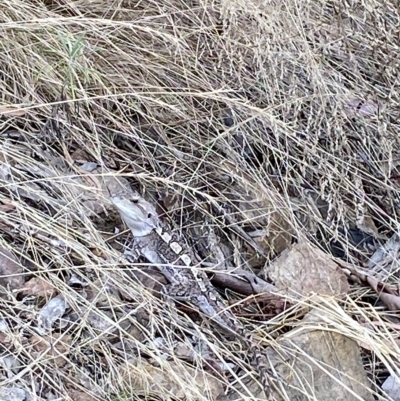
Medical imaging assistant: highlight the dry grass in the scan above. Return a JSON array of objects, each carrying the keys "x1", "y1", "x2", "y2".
[{"x1": 0, "y1": 0, "x2": 400, "y2": 400}]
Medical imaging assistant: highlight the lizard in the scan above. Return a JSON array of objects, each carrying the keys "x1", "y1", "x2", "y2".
[{"x1": 109, "y1": 190, "x2": 273, "y2": 398}]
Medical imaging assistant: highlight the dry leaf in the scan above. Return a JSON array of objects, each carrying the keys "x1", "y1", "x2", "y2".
[
  {"x1": 69, "y1": 148, "x2": 92, "y2": 163},
  {"x1": 129, "y1": 269, "x2": 166, "y2": 294},
  {"x1": 38, "y1": 295, "x2": 67, "y2": 331},
  {"x1": 173, "y1": 342, "x2": 196, "y2": 360},
  {"x1": 0, "y1": 329, "x2": 12, "y2": 345},
  {"x1": 382, "y1": 375, "x2": 400, "y2": 400},
  {"x1": 22, "y1": 277, "x2": 56, "y2": 298},
  {"x1": 66, "y1": 389, "x2": 97, "y2": 401},
  {"x1": 80, "y1": 162, "x2": 98, "y2": 171},
  {"x1": 358, "y1": 102, "x2": 379, "y2": 117},
  {"x1": 0, "y1": 247, "x2": 24, "y2": 291},
  {"x1": 159, "y1": 191, "x2": 181, "y2": 211},
  {"x1": 0, "y1": 320, "x2": 10, "y2": 345},
  {"x1": 344, "y1": 98, "x2": 379, "y2": 118},
  {"x1": 0, "y1": 204, "x2": 15, "y2": 213},
  {"x1": 85, "y1": 278, "x2": 122, "y2": 306},
  {"x1": 0, "y1": 354, "x2": 21, "y2": 378},
  {"x1": 0, "y1": 387, "x2": 27, "y2": 401},
  {"x1": 30, "y1": 333, "x2": 71, "y2": 367},
  {"x1": 67, "y1": 273, "x2": 88, "y2": 287},
  {"x1": 88, "y1": 310, "x2": 118, "y2": 333},
  {"x1": 266, "y1": 239, "x2": 350, "y2": 299},
  {"x1": 247, "y1": 211, "x2": 293, "y2": 265},
  {"x1": 367, "y1": 233, "x2": 400, "y2": 273},
  {"x1": 356, "y1": 215, "x2": 379, "y2": 237},
  {"x1": 233, "y1": 192, "x2": 293, "y2": 264}
]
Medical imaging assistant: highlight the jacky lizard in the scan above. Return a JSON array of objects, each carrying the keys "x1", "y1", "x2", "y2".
[{"x1": 110, "y1": 191, "x2": 272, "y2": 397}]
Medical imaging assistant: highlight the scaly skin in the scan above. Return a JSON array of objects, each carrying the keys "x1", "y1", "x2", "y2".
[{"x1": 110, "y1": 191, "x2": 272, "y2": 398}]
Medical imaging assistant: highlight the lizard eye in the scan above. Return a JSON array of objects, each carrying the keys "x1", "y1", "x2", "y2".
[
  {"x1": 131, "y1": 198, "x2": 139, "y2": 204},
  {"x1": 147, "y1": 213, "x2": 152, "y2": 219}
]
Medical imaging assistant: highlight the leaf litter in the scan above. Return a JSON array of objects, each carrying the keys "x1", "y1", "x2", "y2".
[{"x1": 1, "y1": 0, "x2": 400, "y2": 400}]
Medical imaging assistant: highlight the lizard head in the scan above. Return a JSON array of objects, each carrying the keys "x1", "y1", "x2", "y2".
[{"x1": 110, "y1": 193, "x2": 160, "y2": 237}]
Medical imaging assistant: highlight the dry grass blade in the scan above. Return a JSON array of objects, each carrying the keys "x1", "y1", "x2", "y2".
[{"x1": 0, "y1": 0, "x2": 399, "y2": 400}]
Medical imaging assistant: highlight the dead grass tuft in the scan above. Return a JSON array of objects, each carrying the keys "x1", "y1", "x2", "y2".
[{"x1": 0, "y1": 0, "x2": 400, "y2": 400}]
